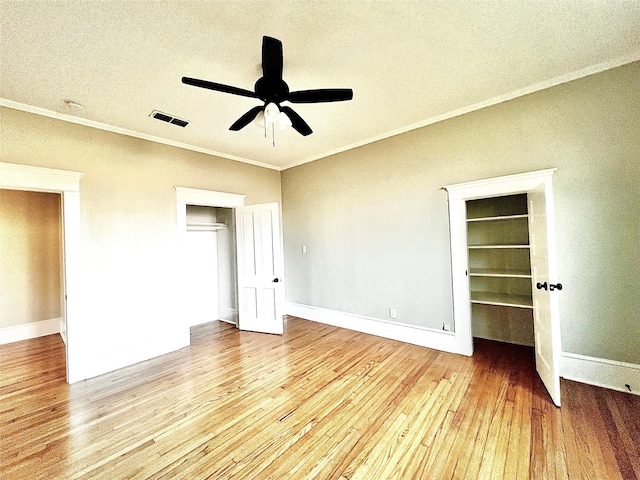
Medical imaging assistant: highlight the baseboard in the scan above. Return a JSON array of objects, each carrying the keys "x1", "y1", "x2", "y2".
[
  {"x1": 286, "y1": 303, "x2": 640, "y2": 396},
  {"x1": 67, "y1": 329, "x2": 190, "y2": 383},
  {"x1": 562, "y1": 352, "x2": 640, "y2": 396},
  {"x1": 218, "y1": 318, "x2": 237, "y2": 326},
  {"x1": 0, "y1": 317, "x2": 61, "y2": 345},
  {"x1": 59, "y1": 318, "x2": 67, "y2": 345},
  {"x1": 285, "y1": 302, "x2": 460, "y2": 354},
  {"x1": 219, "y1": 306, "x2": 238, "y2": 325}
]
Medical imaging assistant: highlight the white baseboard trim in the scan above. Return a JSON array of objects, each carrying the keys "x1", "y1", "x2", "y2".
[
  {"x1": 562, "y1": 352, "x2": 640, "y2": 396},
  {"x1": 68, "y1": 330, "x2": 190, "y2": 383},
  {"x1": 219, "y1": 306, "x2": 238, "y2": 325},
  {"x1": 286, "y1": 302, "x2": 460, "y2": 354},
  {"x1": 0, "y1": 317, "x2": 61, "y2": 345},
  {"x1": 59, "y1": 318, "x2": 67, "y2": 345},
  {"x1": 287, "y1": 303, "x2": 640, "y2": 396}
]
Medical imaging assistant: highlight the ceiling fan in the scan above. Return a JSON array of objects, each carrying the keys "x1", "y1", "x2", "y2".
[{"x1": 182, "y1": 36, "x2": 353, "y2": 137}]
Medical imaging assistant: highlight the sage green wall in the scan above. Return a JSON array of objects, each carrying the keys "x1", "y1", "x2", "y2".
[
  {"x1": 1, "y1": 107, "x2": 280, "y2": 362},
  {"x1": 281, "y1": 62, "x2": 639, "y2": 364}
]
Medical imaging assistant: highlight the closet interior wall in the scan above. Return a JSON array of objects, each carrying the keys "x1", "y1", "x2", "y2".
[
  {"x1": 185, "y1": 205, "x2": 237, "y2": 327},
  {"x1": 466, "y1": 194, "x2": 534, "y2": 346}
]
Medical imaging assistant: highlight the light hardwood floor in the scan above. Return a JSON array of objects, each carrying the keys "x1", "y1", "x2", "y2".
[{"x1": 1, "y1": 316, "x2": 639, "y2": 479}]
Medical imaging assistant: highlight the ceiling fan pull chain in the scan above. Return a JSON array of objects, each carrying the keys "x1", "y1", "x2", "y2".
[{"x1": 272, "y1": 122, "x2": 276, "y2": 147}]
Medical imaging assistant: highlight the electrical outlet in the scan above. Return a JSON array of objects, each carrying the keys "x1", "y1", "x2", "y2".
[
  {"x1": 302, "y1": 245, "x2": 307, "y2": 253},
  {"x1": 389, "y1": 308, "x2": 396, "y2": 319},
  {"x1": 443, "y1": 322, "x2": 451, "y2": 331}
]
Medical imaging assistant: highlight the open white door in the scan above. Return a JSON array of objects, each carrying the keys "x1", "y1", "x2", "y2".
[
  {"x1": 235, "y1": 203, "x2": 284, "y2": 334},
  {"x1": 528, "y1": 184, "x2": 562, "y2": 406}
]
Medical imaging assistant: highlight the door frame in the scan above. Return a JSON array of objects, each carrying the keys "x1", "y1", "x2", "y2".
[
  {"x1": 175, "y1": 187, "x2": 246, "y2": 338},
  {"x1": 0, "y1": 162, "x2": 83, "y2": 383},
  {"x1": 443, "y1": 168, "x2": 559, "y2": 356}
]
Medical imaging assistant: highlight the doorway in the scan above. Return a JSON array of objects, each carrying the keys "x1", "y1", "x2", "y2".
[
  {"x1": 184, "y1": 205, "x2": 237, "y2": 327},
  {"x1": 0, "y1": 189, "x2": 64, "y2": 342},
  {"x1": 444, "y1": 169, "x2": 562, "y2": 406},
  {"x1": 175, "y1": 187, "x2": 285, "y2": 338},
  {"x1": 465, "y1": 193, "x2": 534, "y2": 347},
  {"x1": 0, "y1": 162, "x2": 82, "y2": 383}
]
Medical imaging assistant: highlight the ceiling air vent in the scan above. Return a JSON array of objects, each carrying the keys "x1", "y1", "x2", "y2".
[{"x1": 150, "y1": 110, "x2": 189, "y2": 127}]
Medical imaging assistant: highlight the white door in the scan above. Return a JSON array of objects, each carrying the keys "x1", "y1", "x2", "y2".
[
  {"x1": 235, "y1": 203, "x2": 284, "y2": 334},
  {"x1": 528, "y1": 184, "x2": 562, "y2": 406}
]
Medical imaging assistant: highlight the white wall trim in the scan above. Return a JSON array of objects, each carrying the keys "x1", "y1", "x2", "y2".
[
  {"x1": 562, "y1": 352, "x2": 640, "y2": 396},
  {"x1": 286, "y1": 302, "x2": 459, "y2": 354},
  {"x1": 0, "y1": 318, "x2": 61, "y2": 345},
  {"x1": 68, "y1": 334, "x2": 188, "y2": 383},
  {"x1": 442, "y1": 168, "x2": 559, "y2": 359},
  {"x1": 219, "y1": 306, "x2": 238, "y2": 325},
  {"x1": 0, "y1": 162, "x2": 82, "y2": 383},
  {"x1": 287, "y1": 303, "x2": 640, "y2": 396},
  {"x1": 175, "y1": 187, "x2": 245, "y2": 337},
  {"x1": 443, "y1": 168, "x2": 557, "y2": 200},
  {"x1": 175, "y1": 187, "x2": 246, "y2": 208},
  {"x1": 59, "y1": 317, "x2": 67, "y2": 345},
  {"x1": 282, "y1": 52, "x2": 640, "y2": 170},
  {"x1": 0, "y1": 99, "x2": 280, "y2": 171},
  {"x1": 0, "y1": 161, "x2": 83, "y2": 193}
]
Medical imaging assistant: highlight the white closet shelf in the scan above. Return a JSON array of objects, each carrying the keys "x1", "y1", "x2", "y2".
[
  {"x1": 470, "y1": 291, "x2": 533, "y2": 309},
  {"x1": 468, "y1": 244, "x2": 530, "y2": 249},
  {"x1": 467, "y1": 214, "x2": 528, "y2": 223},
  {"x1": 187, "y1": 222, "x2": 227, "y2": 231},
  {"x1": 469, "y1": 268, "x2": 531, "y2": 278}
]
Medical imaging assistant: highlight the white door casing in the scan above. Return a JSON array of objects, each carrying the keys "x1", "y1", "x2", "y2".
[
  {"x1": 528, "y1": 183, "x2": 562, "y2": 406},
  {"x1": 444, "y1": 169, "x2": 562, "y2": 406},
  {"x1": 235, "y1": 203, "x2": 284, "y2": 335},
  {"x1": 0, "y1": 162, "x2": 83, "y2": 383},
  {"x1": 175, "y1": 187, "x2": 245, "y2": 337}
]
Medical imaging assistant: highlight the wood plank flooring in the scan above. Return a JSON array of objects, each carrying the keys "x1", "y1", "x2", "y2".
[{"x1": 1, "y1": 316, "x2": 639, "y2": 479}]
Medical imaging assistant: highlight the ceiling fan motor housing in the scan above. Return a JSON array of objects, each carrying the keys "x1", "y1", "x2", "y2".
[{"x1": 255, "y1": 77, "x2": 289, "y2": 104}]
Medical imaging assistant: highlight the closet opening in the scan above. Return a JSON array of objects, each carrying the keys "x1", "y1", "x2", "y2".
[
  {"x1": 184, "y1": 205, "x2": 238, "y2": 328},
  {"x1": 444, "y1": 169, "x2": 561, "y2": 405},
  {"x1": 466, "y1": 193, "x2": 534, "y2": 348},
  {"x1": 175, "y1": 188, "x2": 284, "y2": 339}
]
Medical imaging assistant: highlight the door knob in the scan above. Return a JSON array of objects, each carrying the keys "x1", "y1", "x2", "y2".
[
  {"x1": 536, "y1": 282, "x2": 548, "y2": 291},
  {"x1": 272, "y1": 278, "x2": 279, "y2": 283},
  {"x1": 550, "y1": 283, "x2": 562, "y2": 291}
]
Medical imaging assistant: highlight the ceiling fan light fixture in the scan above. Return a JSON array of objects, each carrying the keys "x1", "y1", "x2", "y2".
[
  {"x1": 278, "y1": 112, "x2": 292, "y2": 131},
  {"x1": 254, "y1": 110, "x2": 265, "y2": 128},
  {"x1": 264, "y1": 102, "x2": 280, "y2": 123}
]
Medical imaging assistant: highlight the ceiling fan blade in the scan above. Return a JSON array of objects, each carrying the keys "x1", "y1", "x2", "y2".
[
  {"x1": 182, "y1": 77, "x2": 257, "y2": 99},
  {"x1": 287, "y1": 88, "x2": 353, "y2": 103},
  {"x1": 229, "y1": 106, "x2": 264, "y2": 131},
  {"x1": 262, "y1": 36, "x2": 283, "y2": 80},
  {"x1": 280, "y1": 106, "x2": 312, "y2": 136}
]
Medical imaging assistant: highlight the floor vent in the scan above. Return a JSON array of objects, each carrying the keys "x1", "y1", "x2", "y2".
[{"x1": 150, "y1": 110, "x2": 189, "y2": 127}]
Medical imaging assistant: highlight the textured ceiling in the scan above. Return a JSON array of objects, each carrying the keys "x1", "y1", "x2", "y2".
[{"x1": 1, "y1": 1, "x2": 639, "y2": 170}]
